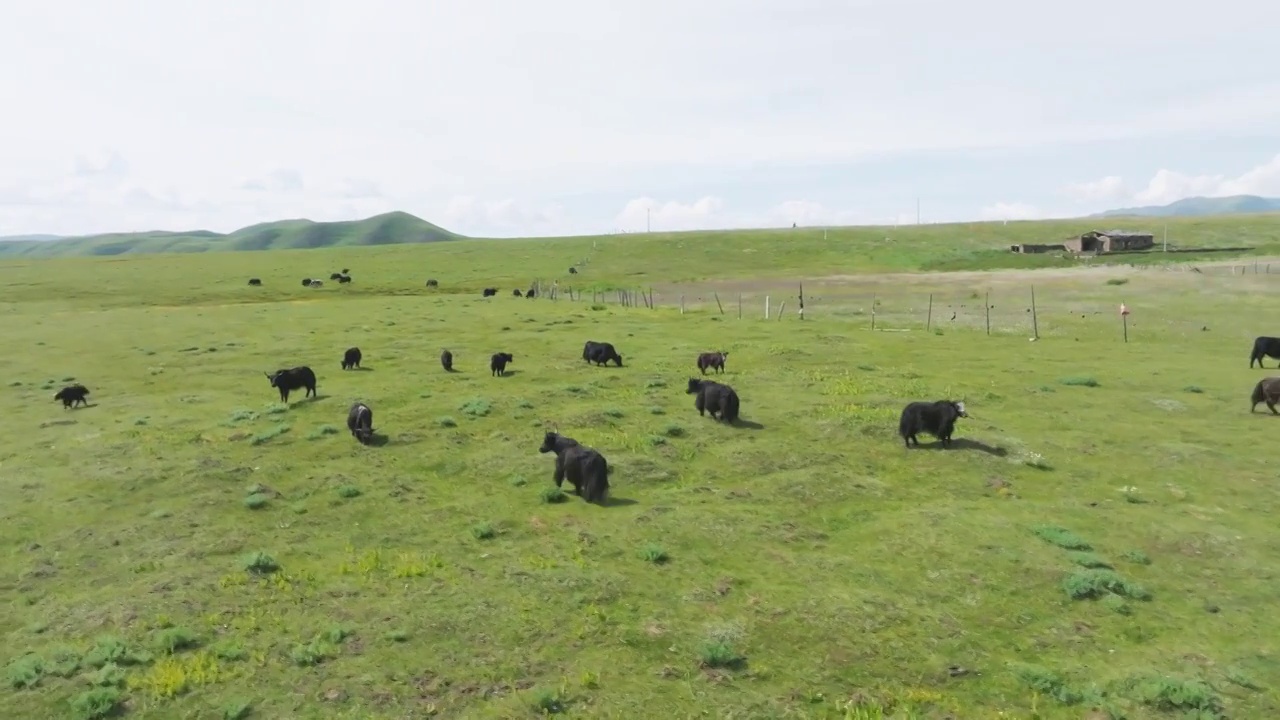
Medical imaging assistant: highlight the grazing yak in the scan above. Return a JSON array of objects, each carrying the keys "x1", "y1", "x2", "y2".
[
  {"x1": 898, "y1": 400, "x2": 968, "y2": 448},
  {"x1": 482, "y1": 287, "x2": 498, "y2": 297},
  {"x1": 347, "y1": 402, "x2": 374, "y2": 444},
  {"x1": 337, "y1": 274, "x2": 352, "y2": 284},
  {"x1": 53, "y1": 384, "x2": 90, "y2": 409},
  {"x1": 1250, "y1": 336, "x2": 1280, "y2": 368},
  {"x1": 582, "y1": 340, "x2": 623, "y2": 367},
  {"x1": 309, "y1": 280, "x2": 323, "y2": 288},
  {"x1": 441, "y1": 349, "x2": 454, "y2": 372},
  {"x1": 686, "y1": 378, "x2": 740, "y2": 423},
  {"x1": 248, "y1": 278, "x2": 262, "y2": 286},
  {"x1": 301, "y1": 278, "x2": 313, "y2": 287},
  {"x1": 330, "y1": 272, "x2": 343, "y2": 280},
  {"x1": 513, "y1": 289, "x2": 523, "y2": 297},
  {"x1": 526, "y1": 287, "x2": 537, "y2": 298},
  {"x1": 1250, "y1": 377, "x2": 1280, "y2": 414},
  {"x1": 697, "y1": 351, "x2": 728, "y2": 375},
  {"x1": 265, "y1": 366, "x2": 317, "y2": 404},
  {"x1": 539, "y1": 431, "x2": 610, "y2": 504},
  {"x1": 426, "y1": 279, "x2": 439, "y2": 288},
  {"x1": 569, "y1": 267, "x2": 578, "y2": 274},
  {"x1": 341, "y1": 347, "x2": 362, "y2": 370},
  {"x1": 490, "y1": 352, "x2": 514, "y2": 377},
  {"x1": 342, "y1": 268, "x2": 350, "y2": 274}
]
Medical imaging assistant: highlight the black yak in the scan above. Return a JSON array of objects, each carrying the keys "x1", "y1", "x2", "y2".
[
  {"x1": 1250, "y1": 377, "x2": 1280, "y2": 414},
  {"x1": 341, "y1": 347, "x2": 362, "y2": 370},
  {"x1": 309, "y1": 280, "x2": 323, "y2": 287},
  {"x1": 538, "y1": 431, "x2": 609, "y2": 504},
  {"x1": 526, "y1": 287, "x2": 537, "y2": 298},
  {"x1": 53, "y1": 384, "x2": 90, "y2": 409},
  {"x1": 513, "y1": 289, "x2": 523, "y2": 297},
  {"x1": 426, "y1": 279, "x2": 439, "y2": 287},
  {"x1": 1250, "y1": 336, "x2": 1280, "y2": 368},
  {"x1": 584, "y1": 341, "x2": 623, "y2": 367},
  {"x1": 697, "y1": 351, "x2": 728, "y2": 375},
  {"x1": 248, "y1": 278, "x2": 262, "y2": 286},
  {"x1": 569, "y1": 267, "x2": 578, "y2": 274},
  {"x1": 482, "y1": 288, "x2": 497, "y2": 297},
  {"x1": 301, "y1": 278, "x2": 313, "y2": 287},
  {"x1": 686, "y1": 378, "x2": 739, "y2": 423},
  {"x1": 347, "y1": 402, "x2": 374, "y2": 444},
  {"x1": 330, "y1": 272, "x2": 343, "y2": 280},
  {"x1": 341, "y1": 268, "x2": 350, "y2": 274},
  {"x1": 441, "y1": 349, "x2": 454, "y2": 372},
  {"x1": 898, "y1": 400, "x2": 968, "y2": 448},
  {"x1": 265, "y1": 366, "x2": 317, "y2": 404},
  {"x1": 337, "y1": 274, "x2": 352, "y2": 284},
  {"x1": 490, "y1": 352, "x2": 514, "y2": 376}
]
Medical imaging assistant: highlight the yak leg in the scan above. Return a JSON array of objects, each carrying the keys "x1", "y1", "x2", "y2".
[
  {"x1": 553, "y1": 456, "x2": 566, "y2": 488},
  {"x1": 1269, "y1": 400, "x2": 1279, "y2": 415},
  {"x1": 695, "y1": 393, "x2": 706, "y2": 416}
]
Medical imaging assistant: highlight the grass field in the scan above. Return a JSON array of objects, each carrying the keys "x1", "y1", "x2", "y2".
[{"x1": 3, "y1": 229, "x2": 1280, "y2": 719}]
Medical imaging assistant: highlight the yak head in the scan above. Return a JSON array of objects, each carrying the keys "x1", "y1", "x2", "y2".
[
  {"x1": 952, "y1": 400, "x2": 968, "y2": 417},
  {"x1": 354, "y1": 427, "x2": 374, "y2": 444},
  {"x1": 538, "y1": 431, "x2": 560, "y2": 454},
  {"x1": 686, "y1": 378, "x2": 705, "y2": 394},
  {"x1": 265, "y1": 370, "x2": 285, "y2": 387}
]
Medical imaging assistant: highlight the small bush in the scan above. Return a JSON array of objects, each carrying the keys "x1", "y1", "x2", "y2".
[
  {"x1": 222, "y1": 700, "x2": 253, "y2": 720},
  {"x1": 152, "y1": 627, "x2": 199, "y2": 654},
  {"x1": 337, "y1": 485, "x2": 361, "y2": 498},
  {"x1": 250, "y1": 424, "x2": 290, "y2": 445},
  {"x1": 517, "y1": 400, "x2": 535, "y2": 409},
  {"x1": 1060, "y1": 376, "x2": 1100, "y2": 388},
  {"x1": 603, "y1": 408, "x2": 625, "y2": 418},
  {"x1": 471, "y1": 523, "x2": 496, "y2": 540},
  {"x1": 531, "y1": 687, "x2": 567, "y2": 714},
  {"x1": 1121, "y1": 549, "x2": 1152, "y2": 565},
  {"x1": 1183, "y1": 385, "x2": 1204, "y2": 394},
  {"x1": 646, "y1": 435, "x2": 668, "y2": 446},
  {"x1": 1008, "y1": 662, "x2": 1084, "y2": 705},
  {"x1": 6, "y1": 654, "x2": 43, "y2": 689},
  {"x1": 306, "y1": 424, "x2": 340, "y2": 440},
  {"x1": 243, "y1": 493, "x2": 270, "y2": 510},
  {"x1": 540, "y1": 487, "x2": 568, "y2": 504},
  {"x1": 662, "y1": 424, "x2": 686, "y2": 438},
  {"x1": 385, "y1": 630, "x2": 410, "y2": 643},
  {"x1": 1031, "y1": 524, "x2": 1092, "y2": 550},
  {"x1": 44, "y1": 646, "x2": 81, "y2": 677},
  {"x1": 459, "y1": 398, "x2": 492, "y2": 417},
  {"x1": 640, "y1": 544, "x2": 669, "y2": 564},
  {"x1": 1131, "y1": 676, "x2": 1223, "y2": 715},
  {"x1": 508, "y1": 475, "x2": 528, "y2": 487},
  {"x1": 645, "y1": 379, "x2": 667, "y2": 389},
  {"x1": 263, "y1": 404, "x2": 289, "y2": 416},
  {"x1": 436, "y1": 416, "x2": 457, "y2": 428},
  {"x1": 88, "y1": 663, "x2": 125, "y2": 687},
  {"x1": 1066, "y1": 552, "x2": 1111, "y2": 569},
  {"x1": 698, "y1": 641, "x2": 745, "y2": 670},
  {"x1": 69, "y1": 687, "x2": 123, "y2": 720},
  {"x1": 211, "y1": 641, "x2": 246, "y2": 661},
  {"x1": 647, "y1": 406, "x2": 666, "y2": 415},
  {"x1": 289, "y1": 641, "x2": 331, "y2": 667},
  {"x1": 1101, "y1": 594, "x2": 1131, "y2": 615},
  {"x1": 82, "y1": 636, "x2": 149, "y2": 668},
  {"x1": 1062, "y1": 568, "x2": 1150, "y2": 601},
  {"x1": 241, "y1": 552, "x2": 280, "y2": 574},
  {"x1": 228, "y1": 409, "x2": 257, "y2": 423},
  {"x1": 1105, "y1": 278, "x2": 1129, "y2": 286}
]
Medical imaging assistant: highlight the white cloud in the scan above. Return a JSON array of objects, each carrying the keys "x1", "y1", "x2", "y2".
[
  {"x1": 979, "y1": 202, "x2": 1043, "y2": 221},
  {"x1": 443, "y1": 196, "x2": 566, "y2": 236},
  {"x1": 615, "y1": 196, "x2": 726, "y2": 232},
  {"x1": 1066, "y1": 153, "x2": 1280, "y2": 208}
]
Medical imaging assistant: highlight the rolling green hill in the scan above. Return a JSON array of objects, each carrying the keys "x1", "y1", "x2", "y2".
[
  {"x1": 1094, "y1": 194, "x2": 1280, "y2": 218},
  {"x1": 0, "y1": 211, "x2": 460, "y2": 259}
]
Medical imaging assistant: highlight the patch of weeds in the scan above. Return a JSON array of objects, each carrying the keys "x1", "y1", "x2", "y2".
[
  {"x1": 509, "y1": 475, "x2": 528, "y2": 487},
  {"x1": 289, "y1": 638, "x2": 335, "y2": 666},
  {"x1": 337, "y1": 485, "x2": 361, "y2": 499},
  {"x1": 211, "y1": 641, "x2": 246, "y2": 661},
  {"x1": 241, "y1": 551, "x2": 280, "y2": 574},
  {"x1": 243, "y1": 493, "x2": 270, "y2": 510},
  {"x1": 1106, "y1": 278, "x2": 1129, "y2": 286},
  {"x1": 1120, "y1": 485, "x2": 1146, "y2": 503},
  {"x1": 1183, "y1": 385, "x2": 1205, "y2": 394},
  {"x1": 1060, "y1": 376, "x2": 1100, "y2": 388},
  {"x1": 1031, "y1": 524, "x2": 1092, "y2": 550},
  {"x1": 1224, "y1": 666, "x2": 1264, "y2": 691},
  {"x1": 88, "y1": 662, "x2": 126, "y2": 687},
  {"x1": 133, "y1": 417, "x2": 148, "y2": 426},
  {"x1": 385, "y1": 630, "x2": 410, "y2": 643},
  {"x1": 662, "y1": 424, "x2": 686, "y2": 438},
  {"x1": 639, "y1": 544, "x2": 669, "y2": 564},
  {"x1": 83, "y1": 636, "x2": 150, "y2": 668},
  {"x1": 1019, "y1": 451, "x2": 1052, "y2": 470},
  {"x1": 69, "y1": 687, "x2": 123, "y2": 720},
  {"x1": 306, "y1": 424, "x2": 339, "y2": 440},
  {"x1": 471, "y1": 522, "x2": 497, "y2": 540},
  {"x1": 1130, "y1": 675, "x2": 1223, "y2": 716},
  {"x1": 590, "y1": 303, "x2": 607, "y2": 311},
  {"x1": 320, "y1": 626, "x2": 351, "y2": 644},
  {"x1": 1008, "y1": 662, "x2": 1084, "y2": 704},
  {"x1": 645, "y1": 378, "x2": 667, "y2": 389},
  {"x1": 531, "y1": 686, "x2": 568, "y2": 714},
  {"x1": 1121, "y1": 549, "x2": 1152, "y2": 565},
  {"x1": 148, "y1": 509, "x2": 171, "y2": 520},
  {"x1": 648, "y1": 406, "x2": 666, "y2": 415},
  {"x1": 698, "y1": 641, "x2": 745, "y2": 670},
  {"x1": 6, "y1": 653, "x2": 43, "y2": 688},
  {"x1": 647, "y1": 435, "x2": 668, "y2": 446},
  {"x1": 459, "y1": 398, "x2": 492, "y2": 417},
  {"x1": 565, "y1": 385, "x2": 586, "y2": 394},
  {"x1": 1101, "y1": 594, "x2": 1132, "y2": 615},
  {"x1": 153, "y1": 627, "x2": 199, "y2": 654},
  {"x1": 603, "y1": 408, "x2": 625, "y2": 418},
  {"x1": 540, "y1": 487, "x2": 568, "y2": 504},
  {"x1": 436, "y1": 416, "x2": 457, "y2": 428},
  {"x1": 250, "y1": 424, "x2": 290, "y2": 445},
  {"x1": 517, "y1": 399, "x2": 535, "y2": 409},
  {"x1": 222, "y1": 700, "x2": 253, "y2": 720},
  {"x1": 1067, "y1": 552, "x2": 1112, "y2": 569},
  {"x1": 45, "y1": 646, "x2": 81, "y2": 677},
  {"x1": 228, "y1": 409, "x2": 258, "y2": 423},
  {"x1": 263, "y1": 404, "x2": 288, "y2": 416},
  {"x1": 1062, "y1": 568, "x2": 1151, "y2": 601}
]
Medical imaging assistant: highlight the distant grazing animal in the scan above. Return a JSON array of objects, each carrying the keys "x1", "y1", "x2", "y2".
[
  {"x1": 686, "y1": 378, "x2": 740, "y2": 423},
  {"x1": 341, "y1": 347, "x2": 362, "y2": 370},
  {"x1": 526, "y1": 287, "x2": 537, "y2": 298},
  {"x1": 265, "y1": 366, "x2": 317, "y2": 404},
  {"x1": 309, "y1": 280, "x2": 323, "y2": 288},
  {"x1": 512, "y1": 289, "x2": 523, "y2": 297},
  {"x1": 490, "y1": 352, "x2": 514, "y2": 376},
  {"x1": 697, "y1": 351, "x2": 728, "y2": 375},
  {"x1": 441, "y1": 349, "x2": 454, "y2": 372},
  {"x1": 347, "y1": 402, "x2": 374, "y2": 444},
  {"x1": 1250, "y1": 377, "x2": 1280, "y2": 414},
  {"x1": 582, "y1": 341, "x2": 602, "y2": 362},
  {"x1": 330, "y1": 272, "x2": 343, "y2": 280},
  {"x1": 248, "y1": 278, "x2": 262, "y2": 286},
  {"x1": 539, "y1": 431, "x2": 609, "y2": 504},
  {"x1": 1250, "y1": 336, "x2": 1280, "y2": 368},
  {"x1": 425, "y1": 279, "x2": 439, "y2": 287},
  {"x1": 302, "y1": 278, "x2": 313, "y2": 287},
  {"x1": 53, "y1": 384, "x2": 90, "y2": 409},
  {"x1": 569, "y1": 267, "x2": 578, "y2": 274},
  {"x1": 898, "y1": 400, "x2": 967, "y2": 449},
  {"x1": 341, "y1": 268, "x2": 350, "y2": 274},
  {"x1": 337, "y1": 274, "x2": 352, "y2": 284},
  {"x1": 482, "y1": 287, "x2": 498, "y2": 297},
  {"x1": 585, "y1": 341, "x2": 623, "y2": 367}
]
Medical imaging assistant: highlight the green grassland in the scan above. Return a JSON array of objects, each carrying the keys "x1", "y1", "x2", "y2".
[{"x1": 3, "y1": 228, "x2": 1280, "y2": 719}]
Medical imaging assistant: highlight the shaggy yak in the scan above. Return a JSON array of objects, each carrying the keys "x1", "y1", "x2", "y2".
[
  {"x1": 1250, "y1": 336, "x2": 1280, "y2": 368},
  {"x1": 265, "y1": 366, "x2": 317, "y2": 404},
  {"x1": 898, "y1": 400, "x2": 968, "y2": 448},
  {"x1": 538, "y1": 431, "x2": 610, "y2": 504},
  {"x1": 301, "y1": 278, "x2": 313, "y2": 287},
  {"x1": 54, "y1": 384, "x2": 90, "y2": 409},
  {"x1": 582, "y1": 341, "x2": 623, "y2": 367},
  {"x1": 330, "y1": 272, "x2": 344, "y2": 280},
  {"x1": 341, "y1": 346, "x2": 362, "y2": 370},
  {"x1": 686, "y1": 378, "x2": 740, "y2": 423},
  {"x1": 248, "y1": 278, "x2": 262, "y2": 286},
  {"x1": 512, "y1": 289, "x2": 523, "y2": 297},
  {"x1": 425, "y1": 279, "x2": 439, "y2": 287},
  {"x1": 696, "y1": 351, "x2": 728, "y2": 375},
  {"x1": 490, "y1": 352, "x2": 514, "y2": 376},
  {"x1": 347, "y1": 402, "x2": 374, "y2": 444},
  {"x1": 441, "y1": 349, "x2": 454, "y2": 372},
  {"x1": 1250, "y1": 377, "x2": 1280, "y2": 414}
]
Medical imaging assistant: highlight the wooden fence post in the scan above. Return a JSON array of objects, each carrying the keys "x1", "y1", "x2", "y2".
[
  {"x1": 765, "y1": 295, "x2": 770, "y2": 319},
  {"x1": 738, "y1": 293, "x2": 742, "y2": 319},
  {"x1": 926, "y1": 293, "x2": 933, "y2": 331},
  {"x1": 871, "y1": 294, "x2": 876, "y2": 330},
  {"x1": 1030, "y1": 286, "x2": 1040, "y2": 340},
  {"x1": 713, "y1": 292, "x2": 725, "y2": 314},
  {"x1": 985, "y1": 291, "x2": 991, "y2": 335}
]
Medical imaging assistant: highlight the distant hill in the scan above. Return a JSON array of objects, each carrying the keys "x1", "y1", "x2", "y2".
[
  {"x1": 0, "y1": 233, "x2": 63, "y2": 242},
  {"x1": 0, "y1": 212, "x2": 461, "y2": 259},
  {"x1": 1093, "y1": 195, "x2": 1280, "y2": 218}
]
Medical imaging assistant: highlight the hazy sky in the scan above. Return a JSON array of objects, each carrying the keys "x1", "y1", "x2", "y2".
[{"x1": 2, "y1": 0, "x2": 1278, "y2": 238}]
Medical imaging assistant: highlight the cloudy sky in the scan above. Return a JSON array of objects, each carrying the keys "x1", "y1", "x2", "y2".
[{"x1": 1, "y1": 0, "x2": 1278, "y2": 238}]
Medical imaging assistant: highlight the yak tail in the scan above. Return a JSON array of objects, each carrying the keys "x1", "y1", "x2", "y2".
[{"x1": 724, "y1": 393, "x2": 741, "y2": 424}]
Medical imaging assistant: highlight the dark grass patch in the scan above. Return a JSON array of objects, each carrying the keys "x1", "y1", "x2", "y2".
[
  {"x1": 1062, "y1": 568, "x2": 1151, "y2": 601},
  {"x1": 1060, "y1": 376, "x2": 1100, "y2": 388},
  {"x1": 1031, "y1": 524, "x2": 1092, "y2": 551}
]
